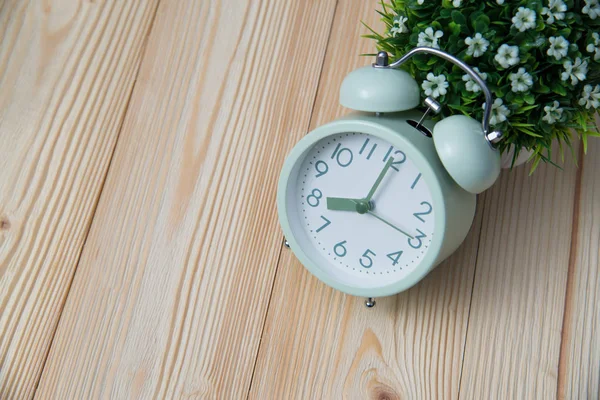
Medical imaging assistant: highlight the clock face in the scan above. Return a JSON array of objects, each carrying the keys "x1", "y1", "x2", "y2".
[{"x1": 285, "y1": 131, "x2": 436, "y2": 289}]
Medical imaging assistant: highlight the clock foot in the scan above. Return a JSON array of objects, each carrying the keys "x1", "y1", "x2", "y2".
[
  {"x1": 284, "y1": 239, "x2": 290, "y2": 248},
  {"x1": 364, "y1": 298, "x2": 376, "y2": 308}
]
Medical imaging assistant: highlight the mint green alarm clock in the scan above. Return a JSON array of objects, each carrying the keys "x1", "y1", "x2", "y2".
[{"x1": 277, "y1": 48, "x2": 504, "y2": 307}]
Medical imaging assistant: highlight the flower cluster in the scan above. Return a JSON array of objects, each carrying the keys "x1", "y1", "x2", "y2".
[{"x1": 367, "y1": 0, "x2": 600, "y2": 170}]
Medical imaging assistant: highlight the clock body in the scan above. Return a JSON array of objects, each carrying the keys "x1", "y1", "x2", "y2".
[{"x1": 277, "y1": 110, "x2": 476, "y2": 297}]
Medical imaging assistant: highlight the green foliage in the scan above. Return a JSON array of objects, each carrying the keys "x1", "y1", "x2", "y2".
[{"x1": 365, "y1": 0, "x2": 600, "y2": 172}]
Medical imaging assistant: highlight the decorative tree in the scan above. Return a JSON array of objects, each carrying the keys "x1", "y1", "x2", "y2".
[{"x1": 365, "y1": 0, "x2": 600, "y2": 171}]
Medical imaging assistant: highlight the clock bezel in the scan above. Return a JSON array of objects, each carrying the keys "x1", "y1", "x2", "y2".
[{"x1": 277, "y1": 116, "x2": 447, "y2": 297}]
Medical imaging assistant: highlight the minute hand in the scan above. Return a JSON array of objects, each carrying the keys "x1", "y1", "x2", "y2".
[
  {"x1": 367, "y1": 211, "x2": 414, "y2": 239},
  {"x1": 365, "y1": 157, "x2": 394, "y2": 201}
]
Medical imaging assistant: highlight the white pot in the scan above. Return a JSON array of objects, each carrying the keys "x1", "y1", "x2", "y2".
[{"x1": 501, "y1": 146, "x2": 533, "y2": 169}]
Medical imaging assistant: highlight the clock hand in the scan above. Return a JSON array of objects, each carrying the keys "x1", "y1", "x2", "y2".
[
  {"x1": 366, "y1": 211, "x2": 414, "y2": 239},
  {"x1": 326, "y1": 197, "x2": 363, "y2": 212},
  {"x1": 327, "y1": 198, "x2": 373, "y2": 214},
  {"x1": 364, "y1": 157, "x2": 394, "y2": 202},
  {"x1": 327, "y1": 158, "x2": 395, "y2": 213}
]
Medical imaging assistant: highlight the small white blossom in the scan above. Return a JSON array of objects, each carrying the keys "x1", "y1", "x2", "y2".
[
  {"x1": 417, "y1": 0, "x2": 425, "y2": 4},
  {"x1": 586, "y1": 32, "x2": 600, "y2": 61},
  {"x1": 453, "y1": 0, "x2": 462, "y2": 7},
  {"x1": 542, "y1": 101, "x2": 564, "y2": 124},
  {"x1": 497, "y1": 0, "x2": 505, "y2": 4},
  {"x1": 495, "y1": 44, "x2": 520, "y2": 68},
  {"x1": 482, "y1": 98, "x2": 510, "y2": 126},
  {"x1": 583, "y1": 0, "x2": 600, "y2": 19},
  {"x1": 579, "y1": 84, "x2": 600, "y2": 109},
  {"x1": 422, "y1": 73, "x2": 449, "y2": 98},
  {"x1": 541, "y1": 0, "x2": 567, "y2": 24},
  {"x1": 465, "y1": 33, "x2": 490, "y2": 57},
  {"x1": 512, "y1": 7, "x2": 537, "y2": 32},
  {"x1": 417, "y1": 27, "x2": 444, "y2": 49},
  {"x1": 547, "y1": 36, "x2": 570, "y2": 60},
  {"x1": 561, "y1": 57, "x2": 588, "y2": 85},
  {"x1": 509, "y1": 67, "x2": 534, "y2": 92},
  {"x1": 462, "y1": 67, "x2": 488, "y2": 93},
  {"x1": 390, "y1": 16, "x2": 409, "y2": 37}
]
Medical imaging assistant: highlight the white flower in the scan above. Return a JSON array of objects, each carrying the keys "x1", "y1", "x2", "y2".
[
  {"x1": 495, "y1": 44, "x2": 520, "y2": 68},
  {"x1": 586, "y1": 32, "x2": 600, "y2": 61},
  {"x1": 462, "y1": 67, "x2": 488, "y2": 93},
  {"x1": 417, "y1": 0, "x2": 424, "y2": 4},
  {"x1": 417, "y1": 27, "x2": 444, "y2": 49},
  {"x1": 547, "y1": 36, "x2": 570, "y2": 60},
  {"x1": 561, "y1": 57, "x2": 588, "y2": 85},
  {"x1": 482, "y1": 98, "x2": 510, "y2": 126},
  {"x1": 512, "y1": 7, "x2": 536, "y2": 32},
  {"x1": 541, "y1": 0, "x2": 567, "y2": 24},
  {"x1": 497, "y1": 0, "x2": 505, "y2": 4},
  {"x1": 422, "y1": 73, "x2": 449, "y2": 98},
  {"x1": 542, "y1": 101, "x2": 564, "y2": 124},
  {"x1": 579, "y1": 84, "x2": 600, "y2": 109},
  {"x1": 509, "y1": 68, "x2": 533, "y2": 93},
  {"x1": 390, "y1": 16, "x2": 409, "y2": 37},
  {"x1": 583, "y1": 0, "x2": 600, "y2": 19},
  {"x1": 453, "y1": 0, "x2": 462, "y2": 7},
  {"x1": 465, "y1": 33, "x2": 490, "y2": 57}
]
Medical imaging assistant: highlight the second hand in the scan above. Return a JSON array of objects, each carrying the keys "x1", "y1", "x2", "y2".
[{"x1": 366, "y1": 210, "x2": 414, "y2": 239}]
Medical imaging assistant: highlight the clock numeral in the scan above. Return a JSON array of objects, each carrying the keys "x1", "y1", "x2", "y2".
[
  {"x1": 383, "y1": 146, "x2": 406, "y2": 171},
  {"x1": 334, "y1": 240, "x2": 347, "y2": 257},
  {"x1": 315, "y1": 161, "x2": 329, "y2": 178},
  {"x1": 413, "y1": 201, "x2": 433, "y2": 223},
  {"x1": 315, "y1": 216, "x2": 331, "y2": 233},
  {"x1": 408, "y1": 229, "x2": 427, "y2": 249},
  {"x1": 331, "y1": 143, "x2": 353, "y2": 167},
  {"x1": 411, "y1": 173, "x2": 422, "y2": 189},
  {"x1": 387, "y1": 250, "x2": 404, "y2": 266},
  {"x1": 391, "y1": 151, "x2": 407, "y2": 171},
  {"x1": 306, "y1": 188, "x2": 323, "y2": 207},
  {"x1": 359, "y1": 138, "x2": 377, "y2": 160},
  {"x1": 359, "y1": 249, "x2": 376, "y2": 268}
]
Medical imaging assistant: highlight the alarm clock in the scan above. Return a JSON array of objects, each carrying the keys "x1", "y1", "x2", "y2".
[{"x1": 277, "y1": 47, "x2": 503, "y2": 307}]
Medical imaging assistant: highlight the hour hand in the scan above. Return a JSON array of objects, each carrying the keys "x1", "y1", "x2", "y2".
[{"x1": 326, "y1": 197, "x2": 361, "y2": 212}]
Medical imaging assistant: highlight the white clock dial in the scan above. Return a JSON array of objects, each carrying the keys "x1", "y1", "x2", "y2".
[{"x1": 291, "y1": 132, "x2": 435, "y2": 288}]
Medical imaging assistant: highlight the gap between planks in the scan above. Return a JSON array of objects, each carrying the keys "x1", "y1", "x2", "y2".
[
  {"x1": 556, "y1": 143, "x2": 585, "y2": 399},
  {"x1": 456, "y1": 196, "x2": 487, "y2": 399}
]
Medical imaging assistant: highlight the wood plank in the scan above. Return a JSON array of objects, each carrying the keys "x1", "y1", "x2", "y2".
[
  {"x1": 0, "y1": 1, "x2": 159, "y2": 398},
  {"x1": 557, "y1": 136, "x2": 600, "y2": 399},
  {"x1": 35, "y1": 0, "x2": 337, "y2": 398},
  {"x1": 459, "y1": 143, "x2": 579, "y2": 399},
  {"x1": 248, "y1": 1, "x2": 484, "y2": 397}
]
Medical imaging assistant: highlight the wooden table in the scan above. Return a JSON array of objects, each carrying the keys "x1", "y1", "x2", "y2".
[{"x1": 1, "y1": 1, "x2": 598, "y2": 398}]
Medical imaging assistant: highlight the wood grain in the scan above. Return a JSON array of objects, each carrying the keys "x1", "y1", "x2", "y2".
[
  {"x1": 248, "y1": 1, "x2": 484, "y2": 398},
  {"x1": 557, "y1": 137, "x2": 600, "y2": 399},
  {"x1": 459, "y1": 143, "x2": 580, "y2": 399},
  {"x1": 3, "y1": 0, "x2": 597, "y2": 397},
  {"x1": 35, "y1": 0, "x2": 337, "y2": 398},
  {"x1": 0, "y1": 1, "x2": 159, "y2": 398}
]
